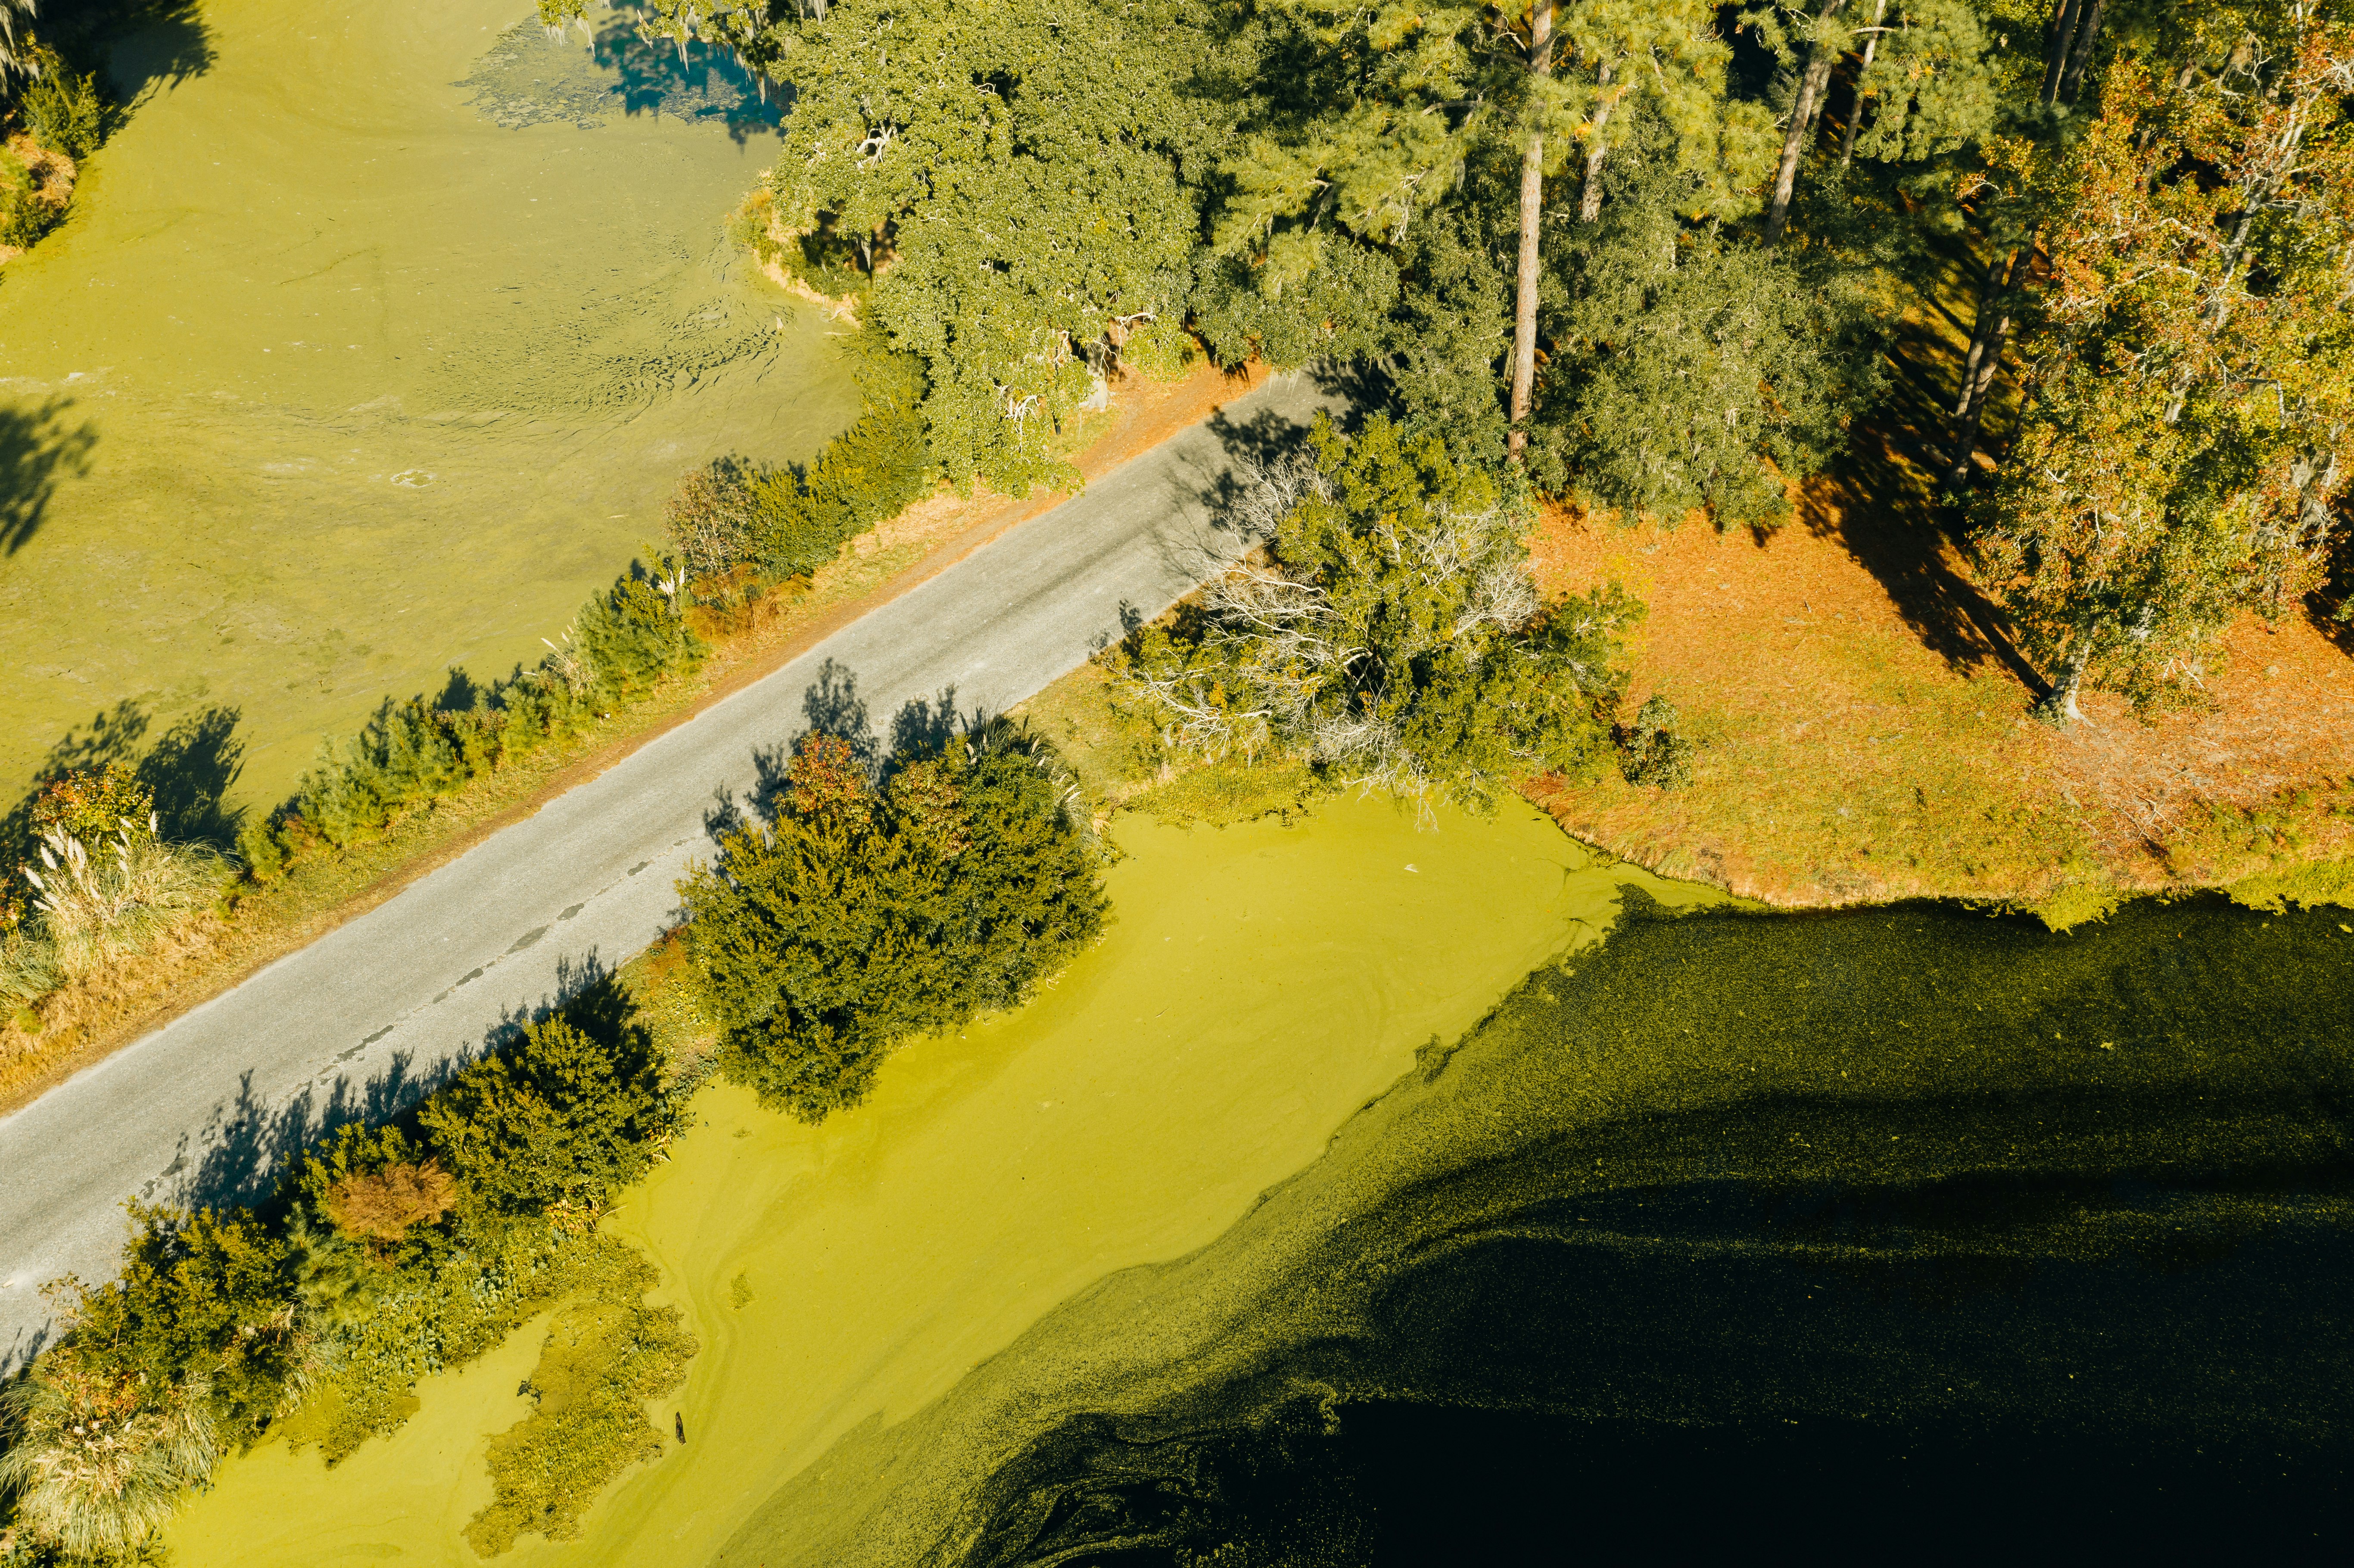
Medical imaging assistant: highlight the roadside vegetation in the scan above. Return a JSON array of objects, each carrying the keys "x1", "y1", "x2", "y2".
[
  {"x1": 0, "y1": 1, "x2": 169, "y2": 261},
  {"x1": 0, "y1": 982, "x2": 691, "y2": 1565},
  {"x1": 12, "y1": 0, "x2": 2354, "y2": 1552},
  {"x1": 0, "y1": 706, "x2": 1102, "y2": 1561}
]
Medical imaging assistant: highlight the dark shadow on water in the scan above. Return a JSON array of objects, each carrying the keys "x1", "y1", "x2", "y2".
[
  {"x1": 95, "y1": 0, "x2": 217, "y2": 108},
  {"x1": 0, "y1": 397, "x2": 98, "y2": 559}
]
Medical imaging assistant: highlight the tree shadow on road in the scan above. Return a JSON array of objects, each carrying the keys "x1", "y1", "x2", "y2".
[{"x1": 167, "y1": 953, "x2": 627, "y2": 1216}]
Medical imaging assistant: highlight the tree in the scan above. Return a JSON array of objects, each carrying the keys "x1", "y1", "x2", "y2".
[
  {"x1": 419, "y1": 1013, "x2": 667, "y2": 1219},
  {"x1": 1529, "y1": 111, "x2": 1882, "y2": 524},
  {"x1": 1755, "y1": 0, "x2": 2001, "y2": 250},
  {"x1": 36, "y1": 1205, "x2": 304, "y2": 1449},
  {"x1": 1974, "y1": 14, "x2": 2354, "y2": 721},
  {"x1": 1117, "y1": 414, "x2": 1638, "y2": 805},
  {"x1": 762, "y1": 0, "x2": 1217, "y2": 493},
  {"x1": 1218, "y1": 2, "x2": 1760, "y2": 460},
  {"x1": 679, "y1": 727, "x2": 1102, "y2": 1121}
]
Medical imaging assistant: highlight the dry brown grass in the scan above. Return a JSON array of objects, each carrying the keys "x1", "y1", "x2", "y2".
[{"x1": 1525, "y1": 482, "x2": 2354, "y2": 911}]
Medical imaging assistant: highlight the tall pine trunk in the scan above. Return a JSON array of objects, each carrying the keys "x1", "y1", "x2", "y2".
[
  {"x1": 1837, "y1": 0, "x2": 1887, "y2": 168},
  {"x1": 1948, "y1": 245, "x2": 2026, "y2": 488},
  {"x1": 1578, "y1": 63, "x2": 1615, "y2": 223},
  {"x1": 1763, "y1": 0, "x2": 1849, "y2": 250},
  {"x1": 1509, "y1": 1, "x2": 1556, "y2": 461}
]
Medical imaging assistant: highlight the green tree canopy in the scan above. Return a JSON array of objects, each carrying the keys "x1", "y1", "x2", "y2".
[
  {"x1": 679, "y1": 724, "x2": 1103, "y2": 1121},
  {"x1": 418, "y1": 1012, "x2": 668, "y2": 1220},
  {"x1": 1116, "y1": 414, "x2": 1638, "y2": 805},
  {"x1": 762, "y1": 0, "x2": 1220, "y2": 493}
]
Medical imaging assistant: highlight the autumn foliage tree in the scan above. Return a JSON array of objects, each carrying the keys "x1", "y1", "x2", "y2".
[{"x1": 1974, "y1": 9, "x2": 2354, "y2": 719}]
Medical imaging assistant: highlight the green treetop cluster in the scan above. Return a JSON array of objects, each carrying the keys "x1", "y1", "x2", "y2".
[
  {"x1": 679, "y1": 719, "x2": 1107, "y2": 1121},
  {"x1": 593, "y1": 0, "x2": 2354, "y2": 725}
]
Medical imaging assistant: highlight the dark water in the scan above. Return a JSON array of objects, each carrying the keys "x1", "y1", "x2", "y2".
[{"x1": 908, "y1": 894, "x2": 2354, "y2": 1565}]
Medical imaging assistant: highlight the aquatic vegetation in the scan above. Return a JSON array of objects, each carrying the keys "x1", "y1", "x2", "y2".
[{"x1": 464, "y1": 1252, "x2": 696, "y2": 1556}]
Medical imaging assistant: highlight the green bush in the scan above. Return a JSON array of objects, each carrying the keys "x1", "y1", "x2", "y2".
[
  {"x1": 663, "y1": 368, "x2": 931, "y2": 585},
  {"x1": 761, "y1": 398, "x2": 931, "y2": 577},
  {"x1": 1619, "y1": 695, "x2": 1694, "y2": 790},
  {"x1": 1116, "y1": 416, "x2": 1638, "y2": 808},
  {"x1": 39, "y1": 1205, "x2": 305, "y2": 1452},
  {"x1": 679, "y1": 723, "x2": 1104, "y2": 1122},
  {"x1": 575, "y1": 576, "x2": 703, "y2": 700},
  {"x1": 22, "y1": 63, "x2": 107, "y2": 160},
  {"x1": 418, "y1": 1013, "x2": 668, "y2": 1221},
  {"x1": 0, "y1": 153, "x2": 59, "y2": 249}
]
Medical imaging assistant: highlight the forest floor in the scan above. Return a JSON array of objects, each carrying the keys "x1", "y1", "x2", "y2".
[{"x1": 1525, "y1": 436, "x2": 2354, "y2": 918}]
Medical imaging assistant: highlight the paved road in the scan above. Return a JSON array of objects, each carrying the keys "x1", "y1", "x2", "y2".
[{"x1": 0, "y1": 371, "x2": 1344, "y2": 1370}]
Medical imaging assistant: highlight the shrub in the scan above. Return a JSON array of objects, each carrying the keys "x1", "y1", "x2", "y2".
[
  {"x1": 763, "y1": 399, "x2": 930, "y2": 578},
  {"x1": 665, "y1": 458, "x2": 768, "y2": 582},
  {"x1": 0, "y1": 1362, "x2": 218, "y2": 1563},
  {"x1": 574, "y1": 577, "x2": 702, "y2": 701},
  {"x1": 1116, "y1": 416, "x2": 1639, "y2": 807},
  {"x1": 22, "y1": 60, "x2": 106, "y2": 160},
  {"x1": 321, "y1": 1160, "x2": 457, "y2": 1248},
  {"x1": 29, "y1": 761, "x2": 153, "y2": 843},
  {"x1": 418, "y1": 1014, "x2": 667, "y2": 1221},
  {"x1": 1619, "y1": 696, "x2": 1694, "y2": 790},
  {"x1": 0, "y1": 154, "x2": 58, "y2": 249},
  {"x1": 20, "y1": 820, "x2": 226, "y2": 980},
  {"x1": 680, "y1": 724, "x2": 1103, "y2": 1121},
  {"x1": 42, "y1": 1204, "x2": 306, "y2": 1454}
]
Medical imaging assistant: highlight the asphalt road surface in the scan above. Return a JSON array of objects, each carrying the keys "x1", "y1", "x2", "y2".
[{"x1": 0, "y1": 370, "x2": 1348, "y2": 1370}]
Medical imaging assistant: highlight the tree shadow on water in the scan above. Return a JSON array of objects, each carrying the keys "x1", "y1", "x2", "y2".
[
  {"x1": 3, "y1": 699, "x2": 248, "y2": 860},
  {"x1": 592, "y1": 22, "x2": 782, "y2": 144},
  {"x1": 97, "y1": 0, "x2": 218, "y2": 109},
  {"x1": 0, "y1": 398, "x2": 97, "y2": 559}
]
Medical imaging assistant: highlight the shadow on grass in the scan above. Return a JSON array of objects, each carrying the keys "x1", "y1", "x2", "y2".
[{"x1": 0, "y1": 397, "x2": 97, "y2": 559}]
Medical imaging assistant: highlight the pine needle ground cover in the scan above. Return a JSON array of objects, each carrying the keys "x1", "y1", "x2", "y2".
[{"x1": 1527, "y1": 484, "x2": 2354, "y2": 915}]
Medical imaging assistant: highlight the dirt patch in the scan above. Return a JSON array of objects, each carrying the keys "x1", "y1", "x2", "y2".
[{"x1": 1527, "y1": 470, "x2": 2354, "y2": 908}]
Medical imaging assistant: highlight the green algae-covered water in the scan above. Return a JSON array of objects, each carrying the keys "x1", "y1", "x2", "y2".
[
  {"x1": 0, "y1": 1, "x2": 857, "y2": 809},
  {"x1": 154, "y1": 800, "x2": 2353, "y2": 1562}
]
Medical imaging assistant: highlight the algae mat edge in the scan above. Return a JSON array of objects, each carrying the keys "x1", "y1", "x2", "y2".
[{"x1": 159, "y1": 797, "x2": 1718, "y2": 1564}]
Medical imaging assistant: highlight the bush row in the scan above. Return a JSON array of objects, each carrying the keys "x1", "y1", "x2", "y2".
[
  {"x1": 242, "y1": 344, "x2": 930, "y2": 880},
  {"x1": 0, "y1": 983, "x2": 685, "y2": 1564},
  {"x1": 237, "y1": 571, "x2": 704, "y2": 874}
]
